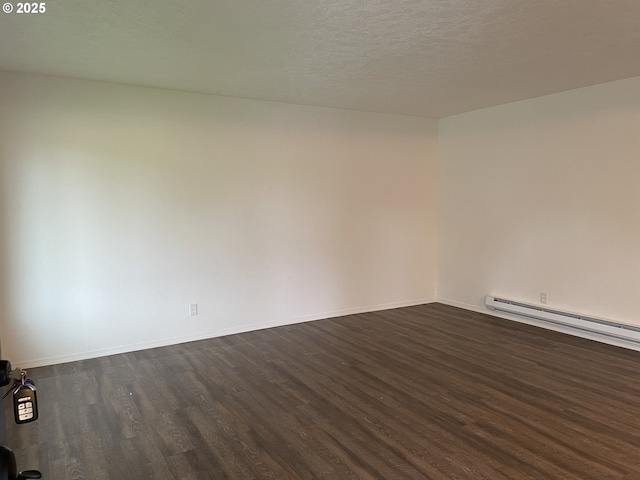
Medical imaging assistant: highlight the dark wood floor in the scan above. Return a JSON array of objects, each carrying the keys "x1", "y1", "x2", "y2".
[{"x1": 6, "y1": 303, "x2": 640, "y2": 479}]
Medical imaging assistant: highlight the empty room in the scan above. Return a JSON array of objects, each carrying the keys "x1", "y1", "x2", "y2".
[{"x1": 1, "y1": 1, "x2": 640, "y2": 479}]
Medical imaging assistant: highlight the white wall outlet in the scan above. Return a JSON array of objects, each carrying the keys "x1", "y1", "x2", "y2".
[
  {"x1": 189, "y1": 303, "x2": 198, "y2": 316},
  {"x1": 540, "y1": 292, "x2": 547, "y2": 305}
]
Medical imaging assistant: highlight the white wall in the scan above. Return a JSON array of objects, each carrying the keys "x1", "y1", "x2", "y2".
[
  {"x1": 0, "y1": 71, "x2": 438, "y2": 367},
  {"x1": 438, "y1": 77, "x2": 640, "y2": 327}
]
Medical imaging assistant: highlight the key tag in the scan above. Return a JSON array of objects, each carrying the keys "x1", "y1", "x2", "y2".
[{"x1": 13, "y1": 375, "x2": 38, "y2": 424}]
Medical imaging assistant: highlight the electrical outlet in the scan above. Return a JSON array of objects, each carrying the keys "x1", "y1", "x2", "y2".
[
  {"x1": 540, "y1": 293, "x2": 547, "y2": 305},
  {"x1": 189, "y1": 303, "x2": 198, "y2": 316}
]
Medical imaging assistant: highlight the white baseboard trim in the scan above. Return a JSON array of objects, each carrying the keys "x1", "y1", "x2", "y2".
[
  {"x1": 437, "y1": 297, "x2": 640, "y2": 353},
  {"x1": 20, "y1": 297, "x2": 436, "y2": 368}
]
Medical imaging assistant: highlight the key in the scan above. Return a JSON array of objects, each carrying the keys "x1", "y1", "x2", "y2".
[
  {"x1": 3, "y1": 368, "x2": 28, "y2": 399},
  {"x1": 13, "y1": 383, "x2": 38, "y2": 424}
]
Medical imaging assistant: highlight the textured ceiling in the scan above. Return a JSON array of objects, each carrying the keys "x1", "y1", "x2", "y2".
[{"x1": 1, "y1": 0, "x2": 639, "y2": 117}]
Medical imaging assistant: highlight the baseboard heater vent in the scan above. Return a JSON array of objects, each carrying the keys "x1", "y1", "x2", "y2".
[{"x1": 485, "y1": 295, "x2": 640, "y2": 345}]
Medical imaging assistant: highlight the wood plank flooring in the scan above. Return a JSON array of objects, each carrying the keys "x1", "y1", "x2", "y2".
[{"x1": 5, "y1": 303, "x2": 640, "y2": 479}]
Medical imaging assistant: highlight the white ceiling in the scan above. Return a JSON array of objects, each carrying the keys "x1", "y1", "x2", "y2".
[{"x1": 1, "y1": 0, "x2": 639, "y2": 118}]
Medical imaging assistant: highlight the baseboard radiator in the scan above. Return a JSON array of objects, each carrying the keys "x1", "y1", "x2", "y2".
[{"x1": 485, "y1": 295, "x2": 640, "y2": 345}]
